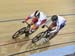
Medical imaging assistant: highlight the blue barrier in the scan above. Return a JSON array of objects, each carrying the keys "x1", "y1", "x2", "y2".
[{"x1": 30, "y1": 45, "x2": 75, "y2": 56}]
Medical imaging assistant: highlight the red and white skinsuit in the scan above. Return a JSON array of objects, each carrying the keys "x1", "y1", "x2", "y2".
[{"x1": 24, "y1": 11, "x2": 47, "y2": 33}]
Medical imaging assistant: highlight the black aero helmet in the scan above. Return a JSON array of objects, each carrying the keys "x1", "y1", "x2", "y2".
[
  {"x1": 34, "y1": 10, "x2": 40, "y2": 18},
  {"x1": 51, "y1": 15, "x2": 58, "y2": 22}
]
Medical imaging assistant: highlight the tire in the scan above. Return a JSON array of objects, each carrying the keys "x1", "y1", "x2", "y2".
[
  {"x1": 12, "y1": 27, "x2": 26, "y2": 39},
  {"x1": 32, "y1": 32, "x2": 44, "y2": 43}
]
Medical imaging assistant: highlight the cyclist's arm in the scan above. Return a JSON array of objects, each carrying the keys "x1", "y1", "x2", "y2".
[
  {"x1": 50, "y1": 25, "x2": 60, "y2": 33},
  {"x1": 25, "y1": 12, "x2": 35, "y2": 21}
]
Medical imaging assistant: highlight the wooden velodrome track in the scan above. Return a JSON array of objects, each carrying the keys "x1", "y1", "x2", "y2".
[{"x1": 0, "y1": 0, "x2": 75, "y2": 56}]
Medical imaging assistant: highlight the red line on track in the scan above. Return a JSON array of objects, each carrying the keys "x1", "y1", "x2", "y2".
[{"x1": 0, "y1": 32, "x2": 75, "y2": 46}]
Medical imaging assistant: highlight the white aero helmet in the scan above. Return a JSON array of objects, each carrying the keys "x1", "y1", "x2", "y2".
[{"x1": 34, "y1": 10, "x2": 40, "y2": 18}]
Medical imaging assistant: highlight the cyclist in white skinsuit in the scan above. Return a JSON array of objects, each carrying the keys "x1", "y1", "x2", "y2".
[
  {"x1": 49, "y1": 15, "x2": 66, "y2": 33},
  {"x1": 38, "y1": 15, "x2": 66, "y2": 45},
  {"x1": 30, "y1": 10, "x2": 47, "y2": 27},
  {"x1": 23, "y1": 10, "x2": 47, "y2": 33}
]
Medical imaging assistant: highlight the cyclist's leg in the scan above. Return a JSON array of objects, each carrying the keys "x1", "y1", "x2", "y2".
[
  {"x1": 32, "y1": 19, "x2": 46, "y2": 30},
  {"x1": 31, "y1": 17, "x2": 38, "y2": 24},
  {"x1": 29, "y1": 24, "x2": 39, "y2": 33},
  {"x1": 42, "y1": 30, "x2": 58, "y2": 42},
  {"x1": 29, "y1": 18, "x2": 38, "y2": 33},
  {"x1": 31, "y1": 20, "x2": 41, "y2": 30},
  {"x1": 48, "y1": 31, "x2": 58, "y2": 40},
  {"x1": 41, "y1": 19, "x2": 47, "y2": 25}
]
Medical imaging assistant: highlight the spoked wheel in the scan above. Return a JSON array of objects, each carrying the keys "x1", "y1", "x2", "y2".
[
  {"x1": 12, "y1": 27, "x2": 26, "y2": 39},
  {"x1": 32, "y1": 32, "x2": 44, "y2": 43}
]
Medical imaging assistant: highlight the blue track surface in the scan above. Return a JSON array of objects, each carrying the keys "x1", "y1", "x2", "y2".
[{"x1": 30, "y1": 45, "x2": 75, "y2": 56}]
